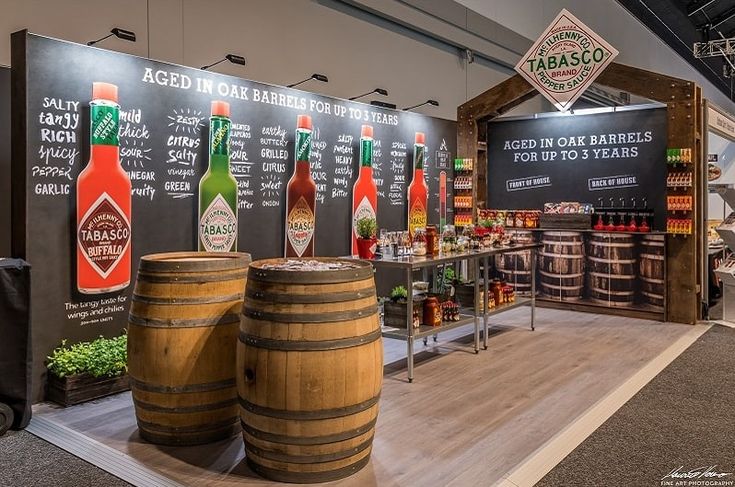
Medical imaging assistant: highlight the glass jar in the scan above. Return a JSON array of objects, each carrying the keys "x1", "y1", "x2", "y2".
[
  {"x1": 492, "y1": 279, "x2": 503, "y2": 306},
  {"x1": 412, "y1": 228, "x2": 427, "y2": 256},
  {"x1": 423, "y1": 297, "x2": 442, "y2": 327},
  {"x1": 426, "y1": 225, "x2": 439, "y2": 256}
]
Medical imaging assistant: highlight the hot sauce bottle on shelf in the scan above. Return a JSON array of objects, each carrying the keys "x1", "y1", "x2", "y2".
[
  {"x1": 76, "y1": 82, "x2": 132, "y2": 294},
  {"x1": 284, "y1": 115, "x2": 317, "y2": 257},
  {"x1": 198, "y1": 101, "x2": 238, "y2": 252},
  {"x1": 407, "y1": 132, "x2": 428, "y2": 239},
  {"x1": 351, "y1": 124, "x2": 378, "y2": 255}
]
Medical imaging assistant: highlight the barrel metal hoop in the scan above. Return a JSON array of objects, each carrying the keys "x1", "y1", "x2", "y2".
[
  {"x1": 246, "y1": 287, "x2": 376, "y2": 304},
  {"x1": 246, "y1": 452, "x2": 371, "y2": 484},
  {"x1": 238, "y1": 394, "x2": 380, "y2": 420},
  {"x1": 132, "y1": 292, "x2": 243, "y2": 305},
  {"x1": 588, "y1": 272, "x2": 637, "y2": 280},
  {"x1": 138, "y1": 252, "x2": 251, "y2": 272},
  {"x1": 240, "y1": 417, "x2": 378, "y2": 446},
  {"x1": 130, "y1": 377, "x2": 235, "y2": 394},
  {"x1": 249, "y1": 261, "x2": 373, "y2": 284},
  {"x1": 238, "y1": 328, "x2": 381, "y2": 351},
  {"x1": 244, "y1": 435, "x2": 374, "y2": 465},
  {"x1": 587, "y1": 256, "x2": 636, "y2": 264},
  {"x1": 128, "y1": 312, "x2": 240, "y2": 328},
  {"x1": 136, "y1": 270, "x2": 247, "y2": 283},
  {"x1": 137, "y1": 416, "x2": 238, "y2": 434},
  {"x1": 133, "y1": 397, "x2": 237, "y2": 414},
  {"x1": 242, "y1": 304, "x2": 377, "y2": 323}
]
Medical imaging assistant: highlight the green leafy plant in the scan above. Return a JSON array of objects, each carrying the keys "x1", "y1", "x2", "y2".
[
  {"x1": 390, "y1": 285, "x2": 408, "y2": 302},
  {"x1": 47, "y1": 333, "x2": 128, "y2": 379},
  {"x1": 356, "y1": 216, "x2": 377, "y2": 239}
]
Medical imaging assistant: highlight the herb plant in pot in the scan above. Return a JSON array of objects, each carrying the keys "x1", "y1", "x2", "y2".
[
  {"x1": 46, "y1": 333, "x2": 130, "y2": 407},
  {"x1": 356, "y1": 216, "x2": 378, "y2": 259}
]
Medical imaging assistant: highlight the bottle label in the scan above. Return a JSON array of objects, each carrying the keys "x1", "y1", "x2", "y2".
[
  {"x1": 91, "y1": 105, "x2": 119, "y2": 146},
  {"x1": 408, "y1": 198, "x2": 427, "y2": 236},
  {"x1": 78, "y1": 192, "x2": 131, "y2": 278},
  {"x1": 287, "y1": 196, "x2": 315, "y2": 257},
  {"x1": 361, "y1": 138, "x2": 373, "y2": 167},
  {"x1": 414, "y1": 144, "x2": 425, "y2": 170},
  {"x1": 353, "y1": 196, "x2": 376, "y2": 238},
  {"x1": 199, "y1": 194, "x2": 237, "y2": 252},
  {"x1": 210, "y1": 117, "x2": 231, "y2": 156},
  {"x1": 296, "y1": 129, "x2": 311, "y2": 162}
]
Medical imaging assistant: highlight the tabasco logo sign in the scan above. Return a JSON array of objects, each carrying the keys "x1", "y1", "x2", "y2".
[{"x1": 515, "y1": 9, "x2": 618, "y2": 111}]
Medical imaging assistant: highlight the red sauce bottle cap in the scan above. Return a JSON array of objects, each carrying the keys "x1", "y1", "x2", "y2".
[
  {"x1": 415, "y1": 132, "x2": 425, "y2": 145},
  {"x1": 211, "y1": 100, "x2": 230, "y2": 117},
  {"x1": 361, "y1": 124, "x2": 373, "y2": 138},
  {"x1": 92, "y1": 82, "x2": 118, "y2": 103},
  {"x1": 297, "y1": 114, "x2": 312, "y2": 130}
]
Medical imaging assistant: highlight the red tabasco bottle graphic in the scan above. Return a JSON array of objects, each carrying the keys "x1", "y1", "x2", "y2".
[
  {"x1": 407, "y1": 132, "x2": 428, "y2": 239},
  {"x1": 76, "y1": 82, "x2": 132, "y2": 294},
  {"x1": 284, "y1": 115, "x2": 317, "y2": 257},
  {"x1": 351, "y1": 124, "x2": 378, "y2": 255}
]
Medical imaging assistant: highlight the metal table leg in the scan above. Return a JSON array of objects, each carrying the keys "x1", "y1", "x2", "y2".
[
  {"x1": 531, "y1": 247, "x2": 536, "y2": 331},
  {"x1": 473, "y1": 257, "x2": 480, "y2": 354},
  {"x1": 406, "y1": 267, "x2": 415, "y2": 382},
  {"x1": 483, "y1": 255, "x2": 489, "y2": 349}
]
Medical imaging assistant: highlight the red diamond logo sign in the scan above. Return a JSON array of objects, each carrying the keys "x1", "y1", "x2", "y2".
[
  {"x1": 515, "y1": 9, "x2": 618, "y2": 111},
  {"x1": 78, "y1": 192, "x2": 131, "y2": 278}
]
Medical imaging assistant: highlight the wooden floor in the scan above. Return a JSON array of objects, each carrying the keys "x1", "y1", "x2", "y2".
[{"x1": 33, "y1": 308, "x2": 693, "y2": 487}]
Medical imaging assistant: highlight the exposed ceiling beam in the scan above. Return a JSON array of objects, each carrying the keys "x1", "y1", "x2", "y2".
[
  {"x1": 688, "y1": 0, "x2": 716, "y2": 17},
  {"x1": 707, "y1": 5, "x2": 735, "y2": 30}
]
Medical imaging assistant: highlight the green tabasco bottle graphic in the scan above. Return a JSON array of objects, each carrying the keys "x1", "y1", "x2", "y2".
[{"x1": 198, "y1": 101, "x2": 238, "y2": 252}]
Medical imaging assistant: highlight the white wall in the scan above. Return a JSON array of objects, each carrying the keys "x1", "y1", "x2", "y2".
[
  {"x1": 707, "y1": 131, "x2": 735, "y2": 220},
  {"x1": 456, "y1": 0, "x2": 735, "y2": 111}
]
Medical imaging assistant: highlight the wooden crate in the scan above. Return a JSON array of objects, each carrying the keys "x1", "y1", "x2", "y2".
[
  {"x1": 384, "y1": 298, "x2": 424, "y2": 328},
  {"x1": 47, "y1": 373, "x2": 130, "y2": 407},
  {"x1": 539, "y1": 214, "x2": 592, "y2": 230}
]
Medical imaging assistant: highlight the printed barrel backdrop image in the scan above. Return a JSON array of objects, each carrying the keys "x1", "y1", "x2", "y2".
[{"x1": 238, "y1": 258, "x2": 382, "y2": 483}]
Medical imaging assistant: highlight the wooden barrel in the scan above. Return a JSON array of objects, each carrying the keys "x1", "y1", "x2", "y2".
[
  {"x1": 539, "y1": 232, "x2": 584, "y2": 300},
  {"x1": 587, "y1": 233, "x2": 636, "y2": 307},
  {"x1": 128, "y1": 251, "x2": 251, "y2": 446},
  {"x1": 495, "y1": 230, "x2": 535, "y2": 293},
  {"x1": 639, "y1": 235, "x2": 665, "y2": 310},
  {"x1": 238, "y1": 258, "x2": 382, "y2": 483}
]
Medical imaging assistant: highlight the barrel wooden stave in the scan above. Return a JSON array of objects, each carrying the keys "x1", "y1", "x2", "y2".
[
  {"x1": 639, "y1": 235, "x2": 665, "y2": 309},
  {"x1": 128, "y1": 252, "x2": 250, "y2": 446},
  {"x1": 539, "y1": 232, "x2": 584, "y2": 300},
  {"x1": 238, "y1": 258, "x2": 382, "y2": 483}
]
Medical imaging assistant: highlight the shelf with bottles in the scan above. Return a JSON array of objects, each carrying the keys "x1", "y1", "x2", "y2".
[
  {"x1": 454, "y1": 213, "x2": 474, "y2": 227},
  {"x1": 667, "y1": 172, "x2": 693, "y2": 189},
  {"x1": 667, "y1": 218, "x2": 692, "y2": 235},
  {"x1": 453, "y1": 158, "x2": 474, "y2": 172},
  {"x1": 666, "y1": 148, "x2": 693, "y2": 165},
  {"x1": 667, "y1": 195, "x2": 693, "y2": 212},
  {"x1": 454, "y1": 195, "x2": 474, "y2": 209},
  {"x1": 593, "y1": 198, "x2": 653, "y2": 233},
  {"x1": 453, "y1": 175, "x2": 473, "y2": 191}
]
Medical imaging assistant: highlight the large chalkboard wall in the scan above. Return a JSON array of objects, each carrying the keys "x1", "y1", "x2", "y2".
[
  {"x1": 487, "y1": 107, "x2": 667, "y2": 229},
  {"x1": 12, "y1": 32, "x2": 456, "y2": 399},
  {"x1": 0, "y1": 66, "x2": 10, "y2": 256}
]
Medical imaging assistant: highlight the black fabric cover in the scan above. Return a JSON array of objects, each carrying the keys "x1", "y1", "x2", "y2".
[{"x1": 0, "y1": 259, "x2": 31, "y2": 429}]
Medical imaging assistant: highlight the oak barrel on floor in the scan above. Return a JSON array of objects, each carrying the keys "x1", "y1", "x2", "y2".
[
  {"x1": 639, "y1": 235, "x2": 665, "y2": 310},
  {"x1": 587, "y1": 233, "x2": 636, "y2": 307},
  {"x1": 495, "y1": 230, "x2": 535, "y2": 293},
  {"x1": 238, "y1": 258, "x2": 382, "y2": 483},
  {"x1": 128, "y1": 252, "x2": 251, "y2": 446},
  {"x1": 539, "y1": 231, "x2": 584, "y2": 300}
]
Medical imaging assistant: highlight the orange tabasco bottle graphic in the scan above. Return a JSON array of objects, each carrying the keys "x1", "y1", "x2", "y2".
[
  {"x1": 407, "y1": 132, "x2": 428, "y2": 239},
  {"x1": 284, "y1": 115, "x2": 317, "y2": 257},
  {"x1": 76, "y1": 82, "x2": 132, "y2": 294},
  {"x1": 351, "y1": 124, "x2": 378, "y2": 255}
]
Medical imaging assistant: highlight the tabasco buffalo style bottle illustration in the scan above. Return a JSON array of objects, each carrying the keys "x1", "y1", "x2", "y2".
[
  {"x1": 284, "y1": 115, "x2": 317, "y2": 257},
  {"x1": 76, "y1": 82, "x2": 132, "y2": 294},
  {"x1": 407, "y1": 132, "x2": 428, "y2": 239},
  {"x1": 198, "y1": 101, "x2": 238, "y2": 252},
  {"x1": 351, "y1": 124, "x2": 378, "y2": 255}
]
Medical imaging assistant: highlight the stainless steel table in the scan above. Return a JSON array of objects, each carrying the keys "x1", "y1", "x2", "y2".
[{"x1": 362, "y1": 243, "x2": 541, "y2": 382}]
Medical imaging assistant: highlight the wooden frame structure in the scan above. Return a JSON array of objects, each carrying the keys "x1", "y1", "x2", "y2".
[{"x1": 458, "y1": 62, "x2": 703, "y2": 324}]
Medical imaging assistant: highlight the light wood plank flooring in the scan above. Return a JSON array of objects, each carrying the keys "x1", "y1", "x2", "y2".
[{"x1": 33, "y1": 308, "x2": 693, "y2": 487}]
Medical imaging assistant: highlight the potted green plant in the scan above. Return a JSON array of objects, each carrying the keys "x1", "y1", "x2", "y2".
[
  {"x1": 355, "y1": 216, "x2": 378, "y2": 259},
  {"x1": 46, "y1": 333, "x2": 130, "y2": 407}
]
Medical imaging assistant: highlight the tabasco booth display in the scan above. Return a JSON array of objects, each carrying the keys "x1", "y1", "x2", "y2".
[
  {"x1": 351, "y1": 124, "x2": 378, "y2": 256},
  {"x1": 284, "y1": 115, "x2": 317, "y2": 258}
]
